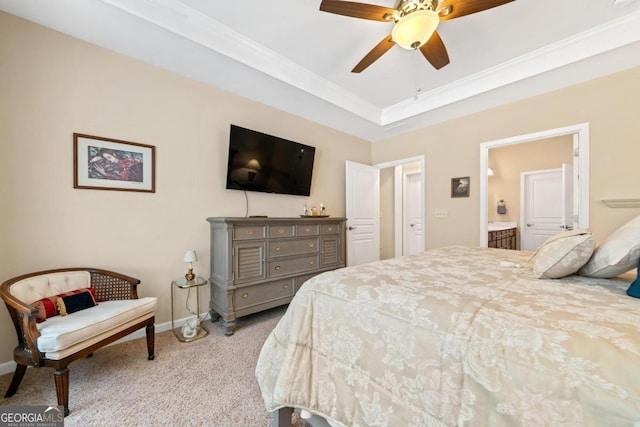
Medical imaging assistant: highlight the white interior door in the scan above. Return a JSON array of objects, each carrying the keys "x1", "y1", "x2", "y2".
[
  {"x1": 562, "y1": 163, "x2": 574, "y2": 231},
  {"x1": 403, "y1": 171, "x2": 423, "y2": 256},
  {"x1": 521, "y1": 168, "x2": 564, "y2": 251},
  {"x1": 345, "y1": 161, "x2": 380, "y2": 266}
]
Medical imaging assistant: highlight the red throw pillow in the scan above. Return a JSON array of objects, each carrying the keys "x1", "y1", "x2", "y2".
[
  {"x1": 32, "y1": 288, "x2": 97, "y2": 323},
  {"x1": 32, "y1": 297, "x2": 57, "y2": 323}
]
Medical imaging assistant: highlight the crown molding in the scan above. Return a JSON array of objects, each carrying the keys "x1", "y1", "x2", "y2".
[
  {"x1": 98, "y1": 0, "x2": 381, "y2": 123},
  {"x1": 100, "y1": 0, "x2": 640, "y2": 127},
  {"x1": 382, "y1": 9, "x2": 640, "y2": 124}
]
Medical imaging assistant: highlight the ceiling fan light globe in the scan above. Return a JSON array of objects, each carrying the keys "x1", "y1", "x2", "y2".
[{"x1": 392, "y1": 10, "x2": 439, "y2": 50}]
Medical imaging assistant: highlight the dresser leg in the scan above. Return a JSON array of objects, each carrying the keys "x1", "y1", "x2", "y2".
[{"x1": 223, "y1": 319, "x2": 236, "y2": 336}]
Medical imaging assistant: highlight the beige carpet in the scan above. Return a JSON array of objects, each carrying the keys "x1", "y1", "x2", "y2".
[{"x1": 0, "y1": 306, "x2": 301, "y2": 427}]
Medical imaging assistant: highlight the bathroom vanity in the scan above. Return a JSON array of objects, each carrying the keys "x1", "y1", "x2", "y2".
[{"x1": 488, "y1": 222, "x2": 517, "y2": 250}]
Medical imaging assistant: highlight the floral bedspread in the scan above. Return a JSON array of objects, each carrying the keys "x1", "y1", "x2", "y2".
[{"x1": 255, "y1": 246, "x2": 640, "y2": 426}]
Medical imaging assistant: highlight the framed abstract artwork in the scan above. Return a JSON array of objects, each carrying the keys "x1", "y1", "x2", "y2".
[
  {"x1": 73, "y1": 133, "x2": 156, "y2": 193},
  {"x1": 451, "y1": 176, "x2": 470, "y2": 198}
]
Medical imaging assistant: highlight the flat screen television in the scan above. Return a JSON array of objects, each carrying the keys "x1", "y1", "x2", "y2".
[{"x1": 225, "y1": 125, "x2": 316, "y2": 196}]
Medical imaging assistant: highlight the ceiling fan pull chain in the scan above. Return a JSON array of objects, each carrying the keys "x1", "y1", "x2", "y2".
[{"x1": 414, "y1": 49, "x2": 422, "y2": 100}]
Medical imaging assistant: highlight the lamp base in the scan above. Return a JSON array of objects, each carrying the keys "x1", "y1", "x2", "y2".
[{"x1": 185, "y1": 268, "x2": 195, "y2": 281}]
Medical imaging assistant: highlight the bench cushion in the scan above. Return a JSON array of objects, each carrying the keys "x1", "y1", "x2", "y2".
[{"x1": 37, "y1": 297, "x2": 157, "y2": 360}]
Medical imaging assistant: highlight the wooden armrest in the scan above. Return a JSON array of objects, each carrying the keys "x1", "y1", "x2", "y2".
[{"x1": 0, "y1": 288, "x2": 43, "y2": 365}]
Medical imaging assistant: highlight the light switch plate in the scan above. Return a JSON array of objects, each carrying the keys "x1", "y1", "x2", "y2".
[{"x1": 435, "y1": 209, "x2": 448, "y2": 218}]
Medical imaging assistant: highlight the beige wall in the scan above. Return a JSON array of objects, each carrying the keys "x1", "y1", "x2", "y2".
[
  {"x1": 488, "y1": 135, "x2": 573, "y2": 223},
  {"x1": 372, "y1": 65, "x2": 640, "y2": 250},
  {"x1": 0, "y1": 12, "x2": 371, "y2": 364}
]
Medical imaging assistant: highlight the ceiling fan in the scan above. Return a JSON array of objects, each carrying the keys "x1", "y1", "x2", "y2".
[{"x1": 319, "y1": 0, "x2": 515, "y2": 73}]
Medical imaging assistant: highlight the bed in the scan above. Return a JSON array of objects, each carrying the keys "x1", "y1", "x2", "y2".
[{"x1": 255, "y1": 241, "x2": 640, "y2": 426}]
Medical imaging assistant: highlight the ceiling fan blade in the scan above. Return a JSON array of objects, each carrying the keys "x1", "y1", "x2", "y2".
[
  {"x1": 419, "y1": 31, "x2": 449, "y2": 70},
  {"x1": 352, "y1": 35, "x2": 395, "y2": 73},
  {"x1": 320, "y1": 0, "x2": 397, "y2": 22},
  {"x1": 438, "y1": 0, "x2": 514, "y2": 21}
]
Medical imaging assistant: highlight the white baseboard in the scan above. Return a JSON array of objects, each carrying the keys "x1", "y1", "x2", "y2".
[{"x1": 0, "y1": 316, "x2": 196, "y2": 376}]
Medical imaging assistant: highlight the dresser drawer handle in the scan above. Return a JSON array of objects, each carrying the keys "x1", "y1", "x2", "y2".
[
  {"x1": 308, "y1": 242, "x2": 314, "y2": 248},
  {"x1": 305, "y1": 227, "x2": 310, "y2": 232},
  {"x1": 274, "y1": 265, "x2": 281, "y2": 271},
  {"x1": 283, "y1": 283, "x2": 289, "y2": 289},
  {"x1": 275, "y1": 246, "x2": 280, "y2": 252},
  {"x1": 328, "y1": 227, "x2": 333, "y2": 231},
  {"x1": 278, "y1": 228, "x2": 284, "y2": 234},
  {"x1": 309, "y1": 261, "x2": 314, "y2": 265},
  {"x1": 241, "y1": 292, "x2": 248, "y2": 298},
  {"x1": 246, "y1": 230, "x2": 254, "y2": 236}
]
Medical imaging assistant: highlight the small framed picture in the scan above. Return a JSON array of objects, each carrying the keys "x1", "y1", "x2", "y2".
[
  {"x1": 451, "y1": 177, "x2": 470, "y2": 198},
  {"x1": 74, "y1": 133, "x2": 156, "y2": 193}
]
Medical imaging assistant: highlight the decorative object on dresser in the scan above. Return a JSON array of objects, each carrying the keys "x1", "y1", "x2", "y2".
[{"x1": 207, "y1": 217, "x2": 346, "y2": 335}]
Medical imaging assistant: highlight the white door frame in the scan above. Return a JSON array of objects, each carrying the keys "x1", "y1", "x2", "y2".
[
  {"x1": 479, "y1": 123, "x2": 590, "y2": 247},
  {"x1": 374, "y1": 155, "x2": 426, "y2": 257}
]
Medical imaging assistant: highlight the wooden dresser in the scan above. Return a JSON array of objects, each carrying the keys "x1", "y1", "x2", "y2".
[{"x1": 207, "y1": 217, "x2": 346, "y2": 335}]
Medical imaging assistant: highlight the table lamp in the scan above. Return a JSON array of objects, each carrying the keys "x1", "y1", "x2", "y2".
[{"x1": 183, "y1": 250, "x2": 197, "y2": 281}]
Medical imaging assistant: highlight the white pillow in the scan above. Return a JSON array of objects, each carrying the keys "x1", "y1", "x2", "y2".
[
  {"x1": 532, "y1": 229, "x2": 594, "y2": 279},
  {"x1": 579, "y1": 214, "x2": 640, "y2": 278}
]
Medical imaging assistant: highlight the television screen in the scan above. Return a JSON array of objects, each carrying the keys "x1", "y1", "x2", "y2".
[{"x1": 225, "y1": 125, "x2": 315, "y2": 196}]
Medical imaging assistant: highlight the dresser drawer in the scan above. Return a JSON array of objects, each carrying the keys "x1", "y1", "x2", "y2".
[
  {"x1": 234, "y1": 225, "x2": 266, "y2": 240},
  {"x1": 269, "y1": 255, "x2": 319, "y2": 277},
  {"x1": 269, "y1": 238, "x2": 319, "y2": 258},
  {"x1": 321, "y1": 223, "x2": 340, "y2": 234},
  {"x1": 296, "y1": 224, "x2": 319, "y2": 236},
  {"x1": 269, "y1": 225, "x2": 295, "y2": 238},
  {"x1": 234, "y1": 278, "x2": 294, "y2": 311}
]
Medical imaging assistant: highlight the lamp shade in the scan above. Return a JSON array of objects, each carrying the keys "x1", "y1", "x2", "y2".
[
  {"x1": 183, "y1": 250, "x2": 198, "y2": 263},
  {"x1": 392, "y1": 10, "x2": 439, "y2": 50},
  {"x1": 245, "y1": 158, "x2": 261, "y2": 170}
]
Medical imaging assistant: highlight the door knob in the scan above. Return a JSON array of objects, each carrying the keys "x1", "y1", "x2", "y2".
[
  {"x1": 410, "y1": 224, "x2": 415, "y2": 227},
  {"x1": 526, "y1": 223, "x2": 534, "y2": 227},
  {"x1": 348, "y1": 226, "x2": 357, "y2": 231}
]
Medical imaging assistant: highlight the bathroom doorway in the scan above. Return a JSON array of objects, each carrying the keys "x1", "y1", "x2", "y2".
[
  {"x1": 479, "y1": 123, "x2": 590, "y2": 248},
  {"x1": 487, "y1": 136, "x2": 574, "y2": 250}
]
